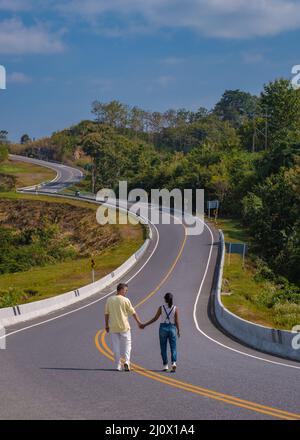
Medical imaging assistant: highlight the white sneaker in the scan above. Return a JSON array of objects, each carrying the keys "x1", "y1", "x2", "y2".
[
  {"x1": 171, "y1": 362, "x2": 176, "y2": 373},
  {"x1": 116, "y1": 362, "x2": 122, "y2": 371},
  {"x1": 124, "y1": 362, "x2": 130, "y2": 372},
  {"x1": 162, "y1": 364, "x2": 169, "y2": 371}
]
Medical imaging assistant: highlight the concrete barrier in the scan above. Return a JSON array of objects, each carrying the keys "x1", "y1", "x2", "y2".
[
  {"x1": 212, "y1": 231, "x2": 300, "y2": 362},
  {"x1": 0, "y1": 193, "x2": 154, "y2": 327},
  {"x1": 0, "y1": 238, "x2": 152, "y2": 327}
]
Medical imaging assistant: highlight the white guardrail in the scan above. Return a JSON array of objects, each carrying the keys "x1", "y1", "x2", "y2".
[
  {"x1": 0, "y1": 192, "x2": 154, "y2": 327},
  {"x1": 213, "y1": 231, "x2": 300, "y2": 362}
]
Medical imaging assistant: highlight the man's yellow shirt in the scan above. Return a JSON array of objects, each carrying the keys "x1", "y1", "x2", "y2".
[{"x1": 105, "y1": 295, "x2": 136, "y2": 333}]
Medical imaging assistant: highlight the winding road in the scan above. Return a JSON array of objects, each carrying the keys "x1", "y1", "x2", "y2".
[{"x1": 1, "y1": 156, "x2": 300, "y2": 420}]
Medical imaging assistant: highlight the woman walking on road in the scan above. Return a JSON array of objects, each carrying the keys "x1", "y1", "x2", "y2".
[{"x1": 142, "y1": 293, "x2": 180, "y2": 373}]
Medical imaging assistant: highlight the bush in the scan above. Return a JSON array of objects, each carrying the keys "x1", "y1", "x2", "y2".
[
  {"x1": 0, "y1": 145, "x2": 8, "y2": 162},
  {"x1": 253, "y1": 275, "x2": 300, "y2": 319},
  {"x1": 273, "y1": 303, "x2": 300, "y2": 329},
  {"x1": 253, "y1": 284, "x2": 277, "y2": 309},
  {"x1": 0, "y1": 225, "x2": 77, "y2": 275},
  {"x1": 0, "y1": 288, "x2": 27, "y2": 308},
  {"x1": 254, "y1": 257, "x2": 276, "y2": 282}
]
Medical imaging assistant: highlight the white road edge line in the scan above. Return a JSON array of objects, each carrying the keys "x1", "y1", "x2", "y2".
[{"x1": 193, "y1": 219, "x2": 300, "y2": 371}]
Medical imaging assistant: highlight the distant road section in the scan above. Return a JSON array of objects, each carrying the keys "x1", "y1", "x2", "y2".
[{"x1": 9, "y1": 154, "x2": 84, "y2": 192}]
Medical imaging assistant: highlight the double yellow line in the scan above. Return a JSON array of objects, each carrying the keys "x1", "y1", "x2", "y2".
[
  {"x1": 95, "y1": 329, "x2": 300, "y2": 420},
  {"x1": 94, "y1": 225, "x2": 300, "y2": 420}
]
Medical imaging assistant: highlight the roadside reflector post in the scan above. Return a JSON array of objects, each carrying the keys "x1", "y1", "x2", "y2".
[
  {"x1": 90, "y1": 258, "x2": 96, "y2": 283},
  {"x1": 242, "y1": 243, "x2": 246, "y2": 269}
]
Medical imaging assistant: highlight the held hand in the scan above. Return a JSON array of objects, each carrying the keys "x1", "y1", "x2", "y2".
[{"x1": 105, "y1": 326, "x2": 109, "y2": 334}]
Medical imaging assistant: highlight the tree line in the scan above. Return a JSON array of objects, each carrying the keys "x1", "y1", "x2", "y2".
[{"x1": 4, "y1": 78, "x2": 300, "y2": 290}]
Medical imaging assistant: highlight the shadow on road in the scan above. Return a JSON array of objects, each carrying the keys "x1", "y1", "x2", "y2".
[
  {"x1": 40, "y1": 367, "x2": 117, "y2": 372},
  {"x1": 40, "y1": 367, "x2": 165, "y2": 373}
]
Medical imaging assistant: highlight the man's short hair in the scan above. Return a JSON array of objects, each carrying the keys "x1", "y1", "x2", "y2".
[{"x1": 117, "y1": 283, "x2": 128, "y2": 292}]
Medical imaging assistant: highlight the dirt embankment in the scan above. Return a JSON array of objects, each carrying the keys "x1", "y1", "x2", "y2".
[
  {"x1": 0, "y1": 173, "x2": 16, "y2": 191},
  {"x1": 0, "y1": 199, "x2": 120, "y2": 256}
]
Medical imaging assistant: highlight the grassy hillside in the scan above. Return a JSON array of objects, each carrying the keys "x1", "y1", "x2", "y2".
[
  {"x1": 0, "y1": 193, "x2": 144, "y2": 307},
  {"x1": 0, "y1": 159, "x2": 56, "y2": 188}
]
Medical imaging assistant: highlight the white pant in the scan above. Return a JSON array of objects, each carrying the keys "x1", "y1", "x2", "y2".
[{"x1": 111, "y1": 330, "x2": 132, "y2": 366}]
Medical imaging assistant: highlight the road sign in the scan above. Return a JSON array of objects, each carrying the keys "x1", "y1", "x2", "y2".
[
  {"x1": 226, "y1": 242, "x2": 247, "y2": 266},
  {"x1": 207, "y1": 200, "x2": 219, "y2": 210},
  {"x1": 207, "y1": 200, "x2": 219, "y2": 219}
]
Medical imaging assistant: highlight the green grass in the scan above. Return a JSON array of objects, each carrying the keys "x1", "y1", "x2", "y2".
[
  {"x1": 221, "y1": 253, "x2": 276, "y2": 328},
  {"x1": 0, "y1": 236, "x2": 143, "y2": 303},
  {"x1": 0, "y1": 159, "x2": 56, "y2": 187},
  {"x1": 0, "y1": 191, "x2": 144, "y2": 305},
  {"x1": 0, "y1": 190, "x2": 98, "y2": 210},
  {"x1": 215, "y1": 217, "x2": 300, "y2": 330},
  {"x1": 214, "y1": 217, "x2": 250, "y2": 243}
]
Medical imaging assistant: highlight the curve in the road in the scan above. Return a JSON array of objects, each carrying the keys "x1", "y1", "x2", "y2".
[{"x1": 2, "y1": 155, "x2": 300, "y2": 421}]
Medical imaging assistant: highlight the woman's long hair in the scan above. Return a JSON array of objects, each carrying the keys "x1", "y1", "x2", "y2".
[{"x1": 164, "y1": 292, "x2": 173, "y2": 308}]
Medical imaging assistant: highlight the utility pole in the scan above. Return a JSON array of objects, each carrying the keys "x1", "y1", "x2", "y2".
[
  {"x1": 264, "y1": 107, "x2": 269, "y2": 150},
  {"x1": 252, "y1": 118, "x2": 257, "y2": 153},
  {"x1": 251, "y1": 109, "x2": 270, "y2": 152}
]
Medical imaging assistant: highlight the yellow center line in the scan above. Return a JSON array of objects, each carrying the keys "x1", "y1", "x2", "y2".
[
  {"x1": 95, "y1": 329, "x2": 300, "y2": 421},
  {"x1": 134, "y1": 229, "x2": 187, "y2": 309},
  {"x1": 94, "y1": 225, "x2": 300, "y2": 420}
]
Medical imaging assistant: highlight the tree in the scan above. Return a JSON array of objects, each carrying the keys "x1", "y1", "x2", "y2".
[
  {"x1": 91, "y1": 100, "x2": 129, "y2": 128},
  {"x1": 163, "y1": 109, "x2": 178, "y2": 128},
  {"x1": 175, "y1": 108, "x2": 192, "y2": 125},
  {"x1": 0, "y1": 130, "x2": 8, "y2": 144},
  {"x1": 128, "y1": 106, "x2": 146, "y2": 132},
  {"x1": 190, "y1": 107, "x2": 209, "y2": 122},
  {"x1": 214, "y1": 90, "x2": 258, "y2": 127},
  {"x1": 259, "y1": 79, "x2": 300, "y2": 147},
  {"x1": 81, "y1": 127, "x2": 114, "y2": 193},
  {"x1": 91, "y1": 101, "x2": 105, "y2": 124},
  {"x1": 148, "y1": 111, "x2": 164, "y2": 133},
  {"x1": 20, "y1": 134, "x2": 31, "y2": 145},
  {"x1": 242, "y1": 170, "x2": 300, "y2": 283}
]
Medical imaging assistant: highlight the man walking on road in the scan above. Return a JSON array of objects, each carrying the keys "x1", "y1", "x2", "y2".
[{"x1": 105, "y1": 283, "x2": 143, "y2": 371}]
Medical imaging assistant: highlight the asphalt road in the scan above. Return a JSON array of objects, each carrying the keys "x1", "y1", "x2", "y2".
[{"x1": 1, "y1": 156, "x2": 300, "y2": 420}]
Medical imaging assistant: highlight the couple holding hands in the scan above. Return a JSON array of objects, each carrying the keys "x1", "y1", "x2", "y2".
[{"x1": 105, "y1": 283, "x2": 180, "y2": 373}]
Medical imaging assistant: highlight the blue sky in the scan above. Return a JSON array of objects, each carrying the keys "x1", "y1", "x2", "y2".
[{"x1": 1, "y1": 0, "x2": 300, "y2": 141}]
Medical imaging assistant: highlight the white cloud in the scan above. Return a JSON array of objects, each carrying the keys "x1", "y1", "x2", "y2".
[
  {"x1": 58, "y1": 0, "x2": 300, "y2": 39},
  {"x1": 156, "y1": 75, "x2": 175, "y2": 87},
  {"x1": 161, "y1": 57, "x2": 185, "y2": 65},
  {"x1": 8, "y1": 72, "x2": 32, "y2": 84},
  {"x1": 89, "y1": 77, "x2": 113, "y2": 92},
  {"x1": 0, "y1": 0, "x2": 31, "y2": 11},
  {"x1": 241, "y1": 51, "x2": 265, "y2": 64},
  {"x1": 0, "y1": 18, "x2": 64, "y2": 54}
]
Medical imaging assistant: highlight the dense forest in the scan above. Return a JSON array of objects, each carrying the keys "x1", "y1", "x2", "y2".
[{"x1": 3, "y1": 79, "x2": 300, "y2": 294}]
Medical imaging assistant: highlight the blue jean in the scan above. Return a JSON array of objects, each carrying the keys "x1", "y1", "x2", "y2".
[{"x1": 159, "y1": 323, "x2": 177, "y2": 365}]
